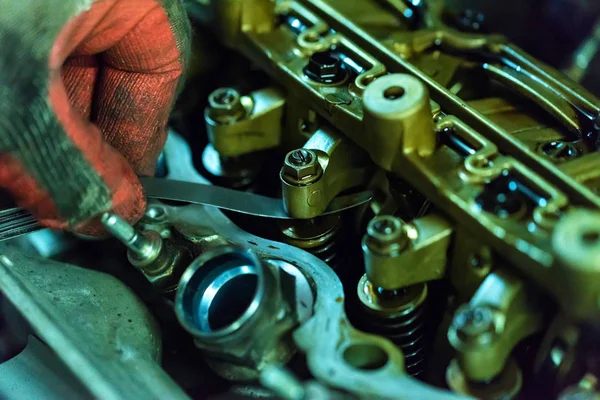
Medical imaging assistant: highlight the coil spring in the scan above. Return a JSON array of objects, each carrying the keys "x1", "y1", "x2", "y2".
[
  {"x1": 277, "y1": 214, "x2": 342, "y2": 269},
  {"x1": 356, "y1": 277, "x2": 429, "y2": 377},
  {"x1": 201, "y1": 144, "x2": 261, "y2": 191}
]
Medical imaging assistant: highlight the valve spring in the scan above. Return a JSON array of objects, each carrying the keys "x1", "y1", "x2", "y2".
[
  {"x1": 201, "y1": 144, "x2": 261, "y2": 192},
  {"x1": 356, "y1": 280, "x2": 429, "y2": 377},
  {"x1": 277, "y1": 214, "x2": 342, "y2": 269}
]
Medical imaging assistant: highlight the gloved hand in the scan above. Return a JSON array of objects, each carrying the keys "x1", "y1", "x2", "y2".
[{"x1": 0, "y1": 0, "x2": 190, "y2": 234}]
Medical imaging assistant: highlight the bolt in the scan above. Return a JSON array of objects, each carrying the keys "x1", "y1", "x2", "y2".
[
  {"x1": 288, "y1": 149, "x2": 313, "y2": 166},
  {"x1": 281, "y1": 149, "x2": 322, "y2": 183},
  {"x1": 101, "y1": 213, "x2": 161, "y2": 261},
  {"x1": 476, "y1": 173, "x2": 528, "y2": 219},
  {"x1": 453, "y1": 305, "x2": 495, "y2": 342},
  {"x1": 365, "y1": 215, "x2": 409, "y2": 253},
  {"x1": 373, "y1": 218, "x2": 398, "y2": 235},
  {"x1": 207, "y1": 87, "x2": 245, "y2": 123},
  {"x1": 303, "y1": 51, "x2": 347, "y2": 84},
  {"x1": 213, "y1": 88, "x2": 237, "y2": 106}
]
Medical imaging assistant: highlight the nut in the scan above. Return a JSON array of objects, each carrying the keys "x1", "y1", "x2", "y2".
[
  {"x1": 303, "y1": 51, "x2": 347, "y2": 84},
  {"x1": 282, "y1": 149, "x2": 322, "y2": 183}
]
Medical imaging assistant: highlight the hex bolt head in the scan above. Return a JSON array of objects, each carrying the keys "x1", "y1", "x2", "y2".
[
  {"x1": 289, "y1": 149, "x2": 313, "y2": 166},
  {"x1": 365, "y1": 215, "x2": 409, "y2": 254},
  {"x1": 453, "y1": 305, "x2": 495, "y2": 342},
  {"x1": 207, "y1": 87, "x2": 245, "y2": 123},
  {"x1": 282, "y1": 149, "x2": 322, "y2": 183},
  {"x1": 303, "y1": 51, "x2": 347, "y2": 84}
]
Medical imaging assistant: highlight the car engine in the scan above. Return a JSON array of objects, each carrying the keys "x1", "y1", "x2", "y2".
[{"x1": 1, "y1": 0, "x2": 600, "y2": 399}]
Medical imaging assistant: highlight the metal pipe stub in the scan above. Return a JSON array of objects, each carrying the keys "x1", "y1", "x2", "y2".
[{"x1": 174, "y1": 246, "x2": 297, "y2": 381}]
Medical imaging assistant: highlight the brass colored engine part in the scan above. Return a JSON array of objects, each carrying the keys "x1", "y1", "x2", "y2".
[
  {"x1": 363, "y1": 214, "x2": 453, "y2": 290},
  {"x1": 214, "y1": 0, "x2": 600, "y2": 323},
  {"x1": 551, "y1": 208, "x2": 600, "y2": 321},
  {"x1": 362, "y1": 73, "x2": 436, "y2": 170},
  {"x1": 447, "y1": 270, "x2": 544, "y2": 389},
  {"x1": 205, "y1": 87, "x2": 285, "y2": 158},
  {"x1": 210, "y1": 0, "x2": 276, "y2": 48},
  {"x1": 201, "y1": 143, "x2": 263, "y2": 191},
  {"x1": 280, "y1": 126, "x2": 374, "y2": 219},
  {"x1": 357, "y1": 277, "x2": 429, "y2": 376},
  {"x1": 277, "y1": 214, "x2": 342, "y2": 269}
]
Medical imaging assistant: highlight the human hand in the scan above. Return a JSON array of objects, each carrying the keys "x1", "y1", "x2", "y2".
[{"x1": 0, "y1": 0, "x2": 190, "y2": 234}]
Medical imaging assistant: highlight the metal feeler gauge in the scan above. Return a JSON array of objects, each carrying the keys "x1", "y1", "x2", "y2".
[{"x1": 0, "y1": 178, "x2": 372, "y2": 241}]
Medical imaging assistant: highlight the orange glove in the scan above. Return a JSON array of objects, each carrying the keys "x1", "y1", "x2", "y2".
[{"x1": 0, "y1": 0, "x2": 190, "y2": 234}]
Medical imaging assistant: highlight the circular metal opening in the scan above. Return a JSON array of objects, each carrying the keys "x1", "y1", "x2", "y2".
[
  {"x1": 176, "y1": 247, "x2": 264, "y2": 337},
  {"x1": 383, "y1": 86, "x2": 406, "y2": 100},
  {"x1": 343, "y1": 343, "x2": 389, "y2": 370},
  {"x1": 202, "y1": 268, "x2": 258, "y2": 332}
]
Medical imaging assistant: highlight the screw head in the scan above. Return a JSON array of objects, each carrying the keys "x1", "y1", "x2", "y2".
[
  {"x1": 453, "y1": 305, "x2": 495, "y2": 341},
  {"x1": 373, "y1": 218, "x2": 398, "y2": 235},
  {"x1": 282, "y1": 149, "x2": 322, "y2": 183},
  {"x1": 303, "y1": 52, "x2": 347, "y2": 84},
  {"x1": 210, "y1": 88, "x2": 239, "y2": 106},
  {"x1": 365, "y1": 215, "x2": 409, "y2": 254},
  {"x1": 207, "y1": 87, "x2": 245, "y2": 122},
  {"x1": 288, "y1": 149, "x2": 313, "y2": 167}
]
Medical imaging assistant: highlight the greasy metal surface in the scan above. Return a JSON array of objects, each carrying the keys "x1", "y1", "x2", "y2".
[
  {"x1": 0, "y1": 246, "x2": 189, "y2": 400},
  {"x1": 141, "y1": 177, "x2": 373, "y2": 219},
  {"x1": 211, "y1": 0, "x2": 600, "y2": 321},
  {"x1": 0, "y1": 336, "x2": 93, "y2": 399},
  {"x1": 159, "y1": 133, "x2": 470, "y2": 399},
  {"x1": 175, "y1": 247, "x2": 297, "y2": 381},
  {"x1": 206, "y1": 87, "x2": 286, "y2": 157},
  {"x1": 280, "y1": 126, "x2": 374, "y2": 218},
  {"x1": 166, "y1": 202, "x2": 470, "y2": 400}
]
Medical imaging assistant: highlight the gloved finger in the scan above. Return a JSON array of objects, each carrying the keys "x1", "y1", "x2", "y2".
[
  {"x1": 94, "y1": 1, "x2": 187, "y2": 176},
  {"x1": 62, "y1": 55, "x2": 99, "y2": 121},
  {"x1": 0, "y1": 0, "x2": 188, "y2": 233},
  {"x1": 44, "y1": 0, "x2": 187, "y2": 230}
]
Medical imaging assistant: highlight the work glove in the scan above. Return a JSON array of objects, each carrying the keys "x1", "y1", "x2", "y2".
[{"x1": 0, "y1": 0, "x2": 190, "y2": 234}]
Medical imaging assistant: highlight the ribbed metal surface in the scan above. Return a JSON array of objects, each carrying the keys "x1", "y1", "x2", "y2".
[
  {"x1": 0, "y1": 208, "x2": 41, "y2": 241},
  {"x1": 278, "y1": 215, "x2": 342, "y2": 269},
  {"x1": 362, "y1": 299, "x2": 428, "y2": 376},
  {"x1": 356, "y1": 282, "x2": 429, "y2": 377}
]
